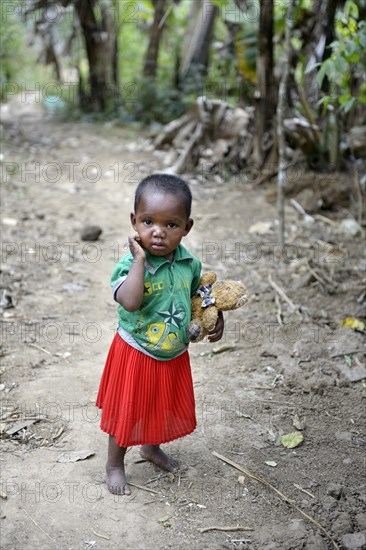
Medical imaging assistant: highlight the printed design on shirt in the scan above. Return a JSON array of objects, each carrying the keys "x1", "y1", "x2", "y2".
[
  {"x1": 144, "y1": 282, "x2": 153, "y2": 295},
  {"x1": 158, "y1": 302, "x2": 186, "y2": 327},
  {"x1": 143, "y1": 279, "x2": 190, "y2": 296},
  {"x1": 145, "y1": 322, "x2": 181, "y2": 351},
  {"x1": 144, "y1": 280, "x2": 166, "y2": 296},
  {"x1": 145, "y1": 302, "x2": 187, "y2": 351}
]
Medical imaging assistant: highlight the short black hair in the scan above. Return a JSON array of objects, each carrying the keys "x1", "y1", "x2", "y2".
[{"x1": 134, "y1": 174, "x2": 192, "y2": 218}]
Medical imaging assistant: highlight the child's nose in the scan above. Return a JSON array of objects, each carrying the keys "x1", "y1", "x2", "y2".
[{"x1": 152, "y1": 225, "x2": 165, "y2": 237}]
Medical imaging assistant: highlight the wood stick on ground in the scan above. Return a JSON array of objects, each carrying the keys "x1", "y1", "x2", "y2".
[
  {"x1": 275, "y1": 294, "x2": 283, "y2": 326},
  {"x1": 21, "y1": 507, "x2": 57, "y2": 545},
  {"x1": 171, "y1": 122, "x2": 203, "y2": 174},
  {"x1": 313, "y1": 214, "x2": 338, "y2": 226},
  {"x1": 197, "y1": 525, "x2": 254, "y2": 534},
  {"x1": 92, "y1": 530, "x2": 110, "y2": 540},
  {"x1": 330, "y1": 350, "x2": 363, "y2": 359},
  {"x1": 293, "y1": 483, "x2": 315, "y2": 499},
  {"x1": 128, "y1": 482, "x2": 163, "y2": 495},
  {"x1": 308, "y1": 265, "x2": 338, "y2": 293},
  {"x1": 289, "y1": 198, "x2": 315, "y2": 223},
  {"x1": 268, "y1": 274, "x2": 302, "y2": 315},
  {"x1": 28, "y1": 343, "x2": 52, "y2": 355},
  {"x1": 212, "y1": 451, "x2": 340, "y2": 550},
  {"x1": 306, "y1": 263, "x2": 327, "y2": 289}
]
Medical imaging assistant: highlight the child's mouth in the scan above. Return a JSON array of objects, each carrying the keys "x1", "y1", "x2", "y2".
[{"x1": 151, "y1": 242, "x2": 166, "y2": 250}]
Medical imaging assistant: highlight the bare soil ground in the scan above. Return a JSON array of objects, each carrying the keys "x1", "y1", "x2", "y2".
[{"x1": 1, "y1": 98, "x2": 365, "y2": 550}]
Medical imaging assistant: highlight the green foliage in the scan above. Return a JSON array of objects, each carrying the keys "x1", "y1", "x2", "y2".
[
  {"x1": 310, "y1": 0, "x2": 366, "y2": 114},
  {"x1": 0, "y1": 2, "x2": 49, "y2": 101},
  {"x1": 122, "y1": 77, "x2": 188, "y2": 125}
]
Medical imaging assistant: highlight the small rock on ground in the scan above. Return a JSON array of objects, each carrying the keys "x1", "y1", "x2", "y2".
[
  {"x1": 341, "y1": 532, "x2": 366, "y2": 550},
  {"x1": 80, "y1": 225, "x2": 103, "y2": 241}
]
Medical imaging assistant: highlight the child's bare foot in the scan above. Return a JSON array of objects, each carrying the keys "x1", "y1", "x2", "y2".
[
  {"x1": 140, "y1": 445, "x2": 179, "y2": 472},
  {"x1": 106, "y1": 436, "x2": 131, "y2": 495},
  {"x1": 106, "y1": 464, "x2": 131, "y2": 495}
]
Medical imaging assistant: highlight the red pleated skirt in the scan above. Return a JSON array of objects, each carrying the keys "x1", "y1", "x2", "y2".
[{"x1": 96, "y1": 333, "x2": 196, "y2": 447}]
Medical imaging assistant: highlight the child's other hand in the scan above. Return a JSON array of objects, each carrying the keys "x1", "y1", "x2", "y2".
[
  {"x1": 208, "y1": 311, "x2": 224, "y2": 342},
  {"x1": 128, "y1": 235, "x2": 146, "y2": 261}
]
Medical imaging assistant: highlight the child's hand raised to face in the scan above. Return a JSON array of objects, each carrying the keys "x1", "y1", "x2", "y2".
[{"x1": 128, "y1": 235, "x2": 146, "y2": 261}]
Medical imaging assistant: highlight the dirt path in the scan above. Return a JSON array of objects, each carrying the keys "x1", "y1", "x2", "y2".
[{"x1": 1, "y1": 98, "x2": 365, "y2": 550}]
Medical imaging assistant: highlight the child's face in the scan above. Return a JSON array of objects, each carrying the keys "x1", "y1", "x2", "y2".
[{"x1": 131, "y1": 191, "x2": 193, "y2": 260}]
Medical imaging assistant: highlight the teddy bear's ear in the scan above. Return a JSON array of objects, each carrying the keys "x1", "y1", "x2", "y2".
[
  {"x1": 236, "y1": 293, "x2": 249, "y2": 307},
  {"x1": 200, "y1": 272, "x2": 217, "y2": 286}
]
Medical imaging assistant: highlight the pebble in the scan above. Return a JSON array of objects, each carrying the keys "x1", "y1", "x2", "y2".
[
  {"x1": 335, "y1": 431, "x2": 353, "y2": 441},
  {"x1": 322, "y1": 495, "x2": 338, "y2": 510},
  {"x1": 305, "y1": 533, "x2": 327, "y2": 549},
  {"x1": 326, "y1": 482, "x2": 343, "y2": 499},
  {"x1": 80, "y1": 225, "x2": 103, "y2": 241},
  {"x1": 339, "y1": 219, "x2": 363, "y2": 237},
  {"x1": 332, "y1": 512, "x2": 353, "y2": 535},
  {"x1": 343, "y1": 458, "x2": 353, "y2": 465},
  {"x1": 341, "y1": 533, "x2": 366, "y2": 550},
  {"x1": 338, "y1": 362, "x2": 366, "y2": 383},
  {"x1": 261, "y1": 543, "x2": 279, "y2": 550},
  {"x1": 355, "y1": 513, "x2": 366, "y2": 531}
]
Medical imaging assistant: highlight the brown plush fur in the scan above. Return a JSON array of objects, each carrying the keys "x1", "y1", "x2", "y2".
[{"x1": 187, "y1": 272, "x2": 248, "y2": 343}]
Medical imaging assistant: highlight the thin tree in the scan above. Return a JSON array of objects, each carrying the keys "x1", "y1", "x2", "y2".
[
  {"x1": 277, "y1": 0, "x2": 294, "y2": 252},
  {"x1": 254, "y1": 0, "x2": 274, "y2": 166},
  {"x1": 142, "y1": 0, "x2": 169, "y2": 81}
]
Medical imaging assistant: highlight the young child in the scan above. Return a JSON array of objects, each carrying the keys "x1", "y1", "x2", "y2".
[{"x1": 96, "y1": 174, "x2": 224, "y2": 495}]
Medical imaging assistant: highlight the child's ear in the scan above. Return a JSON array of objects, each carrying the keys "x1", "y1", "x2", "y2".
[
  {"x1": 183, "y1": 218, "x2": 194, "y2": 236},
  {"x1": 130, "y1": 212, "x2": 137, "y2": 230}
]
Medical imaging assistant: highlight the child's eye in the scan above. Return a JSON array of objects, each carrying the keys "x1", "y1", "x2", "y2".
[
  {"x1": 143, "y1": 219, "x2": 152, "y2": 226},
  {"x1": 168, "y1": 223, "x2": 177, "y2": 228}
]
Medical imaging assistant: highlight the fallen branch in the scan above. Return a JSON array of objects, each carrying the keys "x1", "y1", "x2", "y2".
[
  {"x1": 128, "y1": 482, "x2": 162, "y2": 495},
  {"x1": 92, "y1": 530, "x2": 110, "y2": 540},
  {"x1": 289, "y1": 198, "x2": 315, "y2": 223},
  {"x1": 268, "y1": 274, "x2": 302, "y2": 316},
  {"x1": 313, "y1": 214, "x2": 338, "y2": 227},
  {"x1": 212, "y1": 451, "x2": 340, "y2": 550},
  {"x1": 306, "y1": 261, "x2": 337, "y2": 293},
  {"x1": 293, "y1": 483, "x2": 315, "y2": 499},
  {"x1": 197, "y1": 525, "x2": 254, "y2": 534},
  {"x1": 330, "y1": 350, "x2": 363, "y2": 359},
  {"x1": 22, "y1": 508, "x2": 57, "y2": 545},
  {"x1": 28, "y1": 343, "x2": 52, "y2": 355},
  {"x1": 275, "y1": 294, "x2": 283, "y2": 326}
]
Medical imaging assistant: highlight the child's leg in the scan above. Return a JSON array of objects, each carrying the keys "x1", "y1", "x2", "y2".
[
  {"x1": 140, "y1": 445, "x2": 178, "y2": 472},
  {"x1": 106, "y1": 435, "x2": 131, "y2": 495}
]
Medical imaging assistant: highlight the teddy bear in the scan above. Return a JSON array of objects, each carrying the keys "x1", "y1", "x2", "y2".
[{"x1": 187, "y1": 271, "x2": 248, "y2": 343}]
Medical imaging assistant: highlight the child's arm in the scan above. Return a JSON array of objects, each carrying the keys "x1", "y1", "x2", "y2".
[
  {"x1": 207, "y1": 311, "x2": 224, "y2": 342},
  {"x1": 115, "y1": 236, "x2": 146, "y2": 312}
]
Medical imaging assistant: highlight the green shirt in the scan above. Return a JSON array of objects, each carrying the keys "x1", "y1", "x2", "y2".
[{"x1": 111, "y1": 244, "x2": 201, "y2": 360}]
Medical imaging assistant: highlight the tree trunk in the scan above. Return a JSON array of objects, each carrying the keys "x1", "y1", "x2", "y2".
[
  {"x1": 254, "y1": 0, "x2": 274, "y2": 166},
  {"x1": 321, "y1": 0, "x2": 343, "y2": 93},
  {"x1": 179, "y1": 0, "x2": 217, "y2": 82},
  {"x1": 277, "y1": 0, "x2": 294, "y2": 252},
  {"x1": 142, "y1": 0, "x2": 168, "y2": 81},
  {"x1": 75, "y1": 0, "x2": 118, "y2": 112}
]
